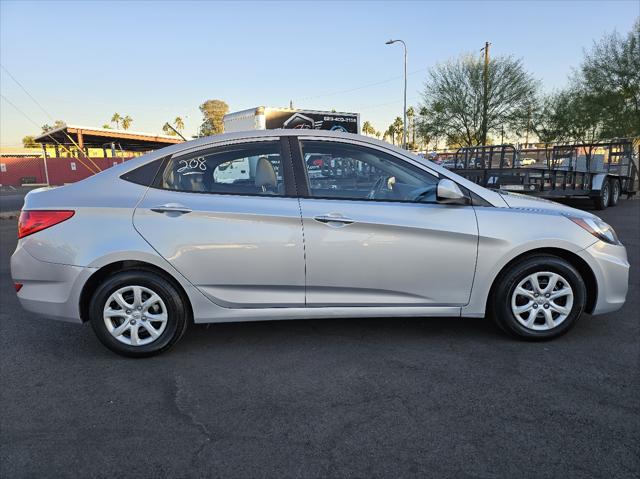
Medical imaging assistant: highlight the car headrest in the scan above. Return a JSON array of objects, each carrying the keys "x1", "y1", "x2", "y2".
[{"x1": 255, "y1": 157, "x2": 277, "y2": 189}]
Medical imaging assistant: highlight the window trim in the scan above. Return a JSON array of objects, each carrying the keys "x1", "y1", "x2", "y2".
[
  {"x1": 146, "y1": 137, "x2": 299, "y2": 199},
  {"x1": 290, "y1": 137, "x2": 448, "y2": 205}
]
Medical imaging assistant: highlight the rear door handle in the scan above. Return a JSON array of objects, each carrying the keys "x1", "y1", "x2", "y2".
[
  {"x1": 150, "y1": 203, "x2": 192, "y2": 215},
  {"x1": 313, "y1": 214, "x2": 355, "y2": 226}
]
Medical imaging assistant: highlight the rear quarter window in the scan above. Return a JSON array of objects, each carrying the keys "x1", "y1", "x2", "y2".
[{"x1": 120, "y1": 158, "x2": 166, "y2": 186}]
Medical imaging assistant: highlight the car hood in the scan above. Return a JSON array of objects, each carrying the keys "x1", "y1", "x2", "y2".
[{"x1": 498, "y1": 191, "x2": 597, "y2": 219}]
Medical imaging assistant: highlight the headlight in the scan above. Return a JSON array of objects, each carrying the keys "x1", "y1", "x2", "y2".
[{"x1": 565, "y1": 214, "x2": 621, "y2": 245}]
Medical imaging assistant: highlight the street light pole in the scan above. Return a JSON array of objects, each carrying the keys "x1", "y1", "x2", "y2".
[{"x1": 386, "y1": 39, "x2": 407, "y2": 149}]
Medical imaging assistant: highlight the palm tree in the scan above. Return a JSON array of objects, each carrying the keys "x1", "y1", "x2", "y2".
[
  {"x1": 111, "y1": 113, "x2": 122, "y2": 129},
  {"x1": 162, "y1": 123, "x2": 177, "y2": 136},
  {"x1": 173, "y1": 116, "x2": 185, "y2": 132},
  {"x1": 375, "y1": 130, "x2": 381, "y2": 139},
  {"x1": 386, "y1": 125, "x2": 397, "y2": 145},
  {"x1": 406, "y1": 106, "x2": 416, "y2": 146},
  {"x1": 362, "y1": 121, "x2": 375, "y2": 137},
  {"x1": 392, "y1": 117, "x2": 404, "y2": 145},
  {"x1": 121, "y1": 115, "x2": 133, "y2": 130}
]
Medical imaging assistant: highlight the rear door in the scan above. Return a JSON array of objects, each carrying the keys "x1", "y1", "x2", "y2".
[
  {"x1": 133, "y1": 138, "x2": 305, "y2": 307},
  {"x1": 291, "y1": 137, "x2": 479, "y2": 307}
]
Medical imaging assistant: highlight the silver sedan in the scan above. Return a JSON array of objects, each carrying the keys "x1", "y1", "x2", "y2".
[{"x1": 11, "y1": 130, "x2": 629, "y2": 356}]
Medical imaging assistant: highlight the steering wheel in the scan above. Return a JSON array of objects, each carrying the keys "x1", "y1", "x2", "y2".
[{"x1": 367, "y1": 176, "x2": 390, "y2": 200}]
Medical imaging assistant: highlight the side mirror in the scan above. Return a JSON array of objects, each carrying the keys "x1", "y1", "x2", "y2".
[{"x1": 437, "y1": 178, "x2": 467, "y2": 204}]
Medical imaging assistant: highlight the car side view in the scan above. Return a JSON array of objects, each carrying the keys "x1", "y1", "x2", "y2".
[{"x1": 11, "y1": 130, "x2": 630, "y2": 356}]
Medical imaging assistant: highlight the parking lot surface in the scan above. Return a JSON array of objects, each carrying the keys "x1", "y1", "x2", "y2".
[
  {"x1": 0, "y1": 200, "x2": 638, "y2": 478},
  {"x1": 0, "y1": 187, "x2": 37, "y2": 213}
]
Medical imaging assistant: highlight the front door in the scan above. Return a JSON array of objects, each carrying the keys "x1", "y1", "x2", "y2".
[
  {"x1": 134, "y1": 139, "x2": 305, "y2": 308},
  {"x1": 294, "y1": 138, "x2": 478, "y2": 307}
]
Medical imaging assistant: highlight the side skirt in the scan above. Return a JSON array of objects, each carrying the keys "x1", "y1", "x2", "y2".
[{"x1": 193, "y1": 306, "x2": 461, "y2": 324}]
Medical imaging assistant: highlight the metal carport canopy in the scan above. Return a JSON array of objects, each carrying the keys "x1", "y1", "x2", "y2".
[{"x1": 34, "y1": 124, "x2": 184, "y2": 152}]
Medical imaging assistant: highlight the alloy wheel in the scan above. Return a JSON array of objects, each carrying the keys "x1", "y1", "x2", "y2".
[
  {"x1": 510, "y1": 272, "x2": 574, "y2": 331},
  {"x1": 103, "y1": 285, "x2": 168, "y2": 346}
]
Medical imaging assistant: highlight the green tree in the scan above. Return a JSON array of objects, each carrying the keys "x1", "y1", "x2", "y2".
[
  {"x1": 530, "y1": 93, "x2": 571, "y2": 166},
  {"x1": 415, "y1": 106, "x2": 437, "y2": 149},
  {"x1": 199, "y1": 99, "x2": 229, "y2": 136},
  {"x1": 102, "y1": 124, "x2": 112, "y2": 129},
  {"x1": 551, "y1": 87, "x2": 607, "y2": 165},
  {"x1": 362, "y1": 120, "x2": 376, "y2": 136},
  {"x1": 121, "y1": 115, "x2": 133, "y2": 130},
  {"x1": 111, "y1": 113, "x2": 122, "y2": 129},
  {"x1": 173, "y1": 116, "x2": 185, "y2": 132},
  {"x1": 574, "y1": 20, "x2": 639, "y2": 137},
  {"x1": 420, "y1": 54, "x2": 538, "y2": 147},
  {"x1": 22, "y1": 136, "x2": 38, "y2": 147}
]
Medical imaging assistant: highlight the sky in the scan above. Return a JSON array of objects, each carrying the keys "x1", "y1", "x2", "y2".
[{"x1": 1, "y1": 0, "x2": 638, "y2": 147}]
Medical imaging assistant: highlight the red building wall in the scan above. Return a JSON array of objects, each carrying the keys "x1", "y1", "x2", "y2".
[{"x1": 0, "y1": 157, "x2": 133, "y2": 187}]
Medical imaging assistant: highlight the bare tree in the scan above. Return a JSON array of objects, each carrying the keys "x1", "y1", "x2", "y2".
[{"x1": 420, "y1": 54, "x2": 539, "y2": 147}]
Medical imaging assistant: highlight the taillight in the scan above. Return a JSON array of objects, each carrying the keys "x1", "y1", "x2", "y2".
[{"x1": 18, "y1": 210, "x2": 75, "y2": 239}]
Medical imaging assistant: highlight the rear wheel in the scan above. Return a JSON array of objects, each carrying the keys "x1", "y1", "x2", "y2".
[
  {"x1": 609, "y1": 179, "x2": 620, "y2": 207},
  {"x1": 593, "y1": 179, "x2": 610, "y2": 210},
  {"x1": 89, "y1": 270, "x2": 189, "y2": 357},
  {"x1": 490, "y1": 255, "x2": 586, "y2": 340}
]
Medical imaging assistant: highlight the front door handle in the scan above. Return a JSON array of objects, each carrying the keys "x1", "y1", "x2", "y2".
[
  {"x1": 150, "y1": 203, "x2": 192, "y2": 215},
  {"x1": 313, "y1": 214, "x2": 355, "y2": 226}
]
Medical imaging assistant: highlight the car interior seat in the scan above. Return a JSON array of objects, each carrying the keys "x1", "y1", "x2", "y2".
[{"x1": 255, "y1": 157, "x2": 277, "y2": 193}]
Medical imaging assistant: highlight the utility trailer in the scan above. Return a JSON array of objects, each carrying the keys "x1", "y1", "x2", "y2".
[{"x1": 443, "y1": 140, "x2": 638, "y2": 209}]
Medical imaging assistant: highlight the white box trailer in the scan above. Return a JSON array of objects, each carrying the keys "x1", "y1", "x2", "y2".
[{"x1": 223, "y1": 107, "x2": 360, "y2": 134}]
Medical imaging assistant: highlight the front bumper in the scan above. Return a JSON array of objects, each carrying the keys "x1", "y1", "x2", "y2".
[
  {"x1": 10, "y1": 242, "x2": 95, "y2": 323},
  {"x1": 578, "y1": 241, "x2": 630, "y2": 315}
]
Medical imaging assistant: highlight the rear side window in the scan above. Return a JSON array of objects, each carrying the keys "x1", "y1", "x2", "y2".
[
  {"x1": 155, "y1": 142, "x2": 286, "y2": 196},
  {"x1": 120, "y1": 158, "x2": 165, "y2": 186}
]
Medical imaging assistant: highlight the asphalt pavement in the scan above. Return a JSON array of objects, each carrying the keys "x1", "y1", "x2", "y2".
[
  {"x1": 0, "y1": 200, "x2": 638, "y2": 478},
  {"x1": 0, "y1": 187, "x2": 39, "y2": 213}
]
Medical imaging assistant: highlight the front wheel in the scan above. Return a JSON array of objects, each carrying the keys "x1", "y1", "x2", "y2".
[
  {"x1": 89, "y1": 270, "x2": 189, "y2": 357},
  {"x1": 490, "y1": 255, "x2": 586, "y2": 340}
]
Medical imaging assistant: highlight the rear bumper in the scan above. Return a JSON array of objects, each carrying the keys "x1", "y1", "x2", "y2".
[
  {"x1": 10, "y1": 243, "x2": 94, "y2": 323},
  {"x1": 578, "y1": 241, "x2": 630, "y2": 315}
]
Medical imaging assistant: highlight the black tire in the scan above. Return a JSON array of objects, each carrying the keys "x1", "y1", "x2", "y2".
[
  {"x1": 593, "y1": 179, "x2": 610, "y2": 210},
  {"x1": 489, "y1": 255, "x2": 586, "y2": 340},
  {"x1": 609, "y1": 178, "x2": 620, "y2": 207},
  {"x1": 89, "y1": 270, "x2": 189, "y2": 357}
]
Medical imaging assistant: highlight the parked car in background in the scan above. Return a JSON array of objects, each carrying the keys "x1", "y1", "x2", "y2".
[
  {"x1": 11, "y1": 130, "x2": 629, "y2": 356},
  {"x1": 521, "y1": 157, "x2": 537, "y2": 166}
]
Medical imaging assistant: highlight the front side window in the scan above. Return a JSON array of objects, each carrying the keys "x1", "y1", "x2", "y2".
[
  {"x1": 157, "y1": 142, "x2": 286, "y2": 196},
  {"x1": 300, "y1": 141, "x2": 439, "y2": 202}
]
